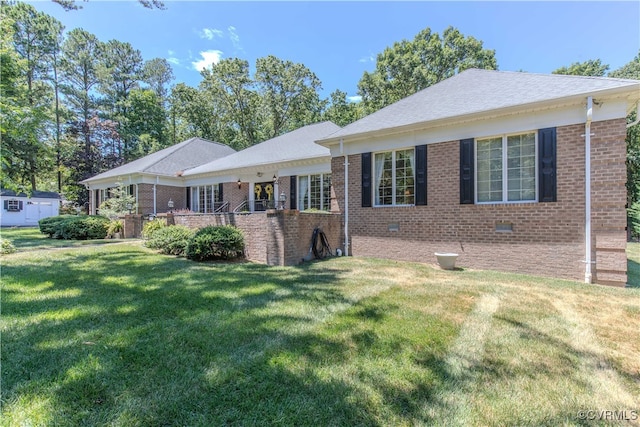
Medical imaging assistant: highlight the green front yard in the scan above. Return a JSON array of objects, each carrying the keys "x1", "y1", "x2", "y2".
[{"x1": 2, "y1": 228, "x2": 639, "y2": 426}]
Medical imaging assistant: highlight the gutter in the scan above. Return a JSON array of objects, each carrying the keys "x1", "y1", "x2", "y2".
[{"x1": 584, "y1": 96, "x2": 593, "y2": 283}]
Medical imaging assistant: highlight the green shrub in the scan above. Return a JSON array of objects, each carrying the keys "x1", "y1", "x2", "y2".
[
  {"x1": 629, "y1": 202, "x2": 640, "y2": 240},
  {"x1": 142, "y1": 217, "x2": 167, "y2": 239},
  {"x1": 186, "y1": 225, "x2": 245, "y2": 261},
  {"x1": 146, "y1": 225, "x2": 195, "y2": 256},
  {"x1": 1, "y1": 238, "x2": 16, "y2": 255},
  {"x1": 53, "y1": 216, "x2": 109, "y2": 240},
  {"x1": 107, "y1": 219, "x2": 124, "y2": 237},
  {"x1": 39, "y1": 215, "x2": 77, "y2": 237}
]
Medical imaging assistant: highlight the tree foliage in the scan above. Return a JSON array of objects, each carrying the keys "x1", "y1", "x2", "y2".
[
  {"x1": 553, "y1": 59, "x2": 609, "y2": 77},
  {"x1": 357, "y1": 26, "x2": 497, "y2": 113},
  {"x1": 609, "y1": 52, "x2": 640, "y2": 207}
]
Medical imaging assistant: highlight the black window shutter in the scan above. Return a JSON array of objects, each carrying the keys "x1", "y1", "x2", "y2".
[
  {"x1": 290, "y1": 176, "x2": 297, "y2": 210},
  {"x1": 415, "y1": 144, "x2": 428, "y2": 205},
  {"x1": 186, "y1": 187, "x2": 191, "y2": 210},
  {"x1": 19, "y1": 201, "x2": 23, "y2": 210},
  {"x1": 3, "y1": 200, "x2": 7, "y2": 210},
  {"x1": 95, "y1": 190, "x2": 100, "y2": 207},
  {"x1": 218, "y1": 183, "x2": 224, "y2": 203},
  {"x1": 362, "y1": 152, "x2": 372, "y2": 207},
  {"x1": 538, "y1": 127, "x2": 557, "y2": 202},
  {"x1": 460, "y1": 138, "x2": 475, "y2": 204}
]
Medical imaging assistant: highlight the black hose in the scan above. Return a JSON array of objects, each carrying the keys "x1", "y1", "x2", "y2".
[{"x1": 311, "y1": 227, "x2": 332, "y2": 259}]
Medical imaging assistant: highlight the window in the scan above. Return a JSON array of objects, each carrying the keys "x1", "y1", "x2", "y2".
[
  {"x1": 476, "y1": 132, "x2": 536, "y2": 203},
  {"x1": 298, "y1": 174, "x2": 331, "y2": 211},
  {"x1": 374, "y1": 149, "x2": 415, "y2": 206},
  {"x1": 191, "y1": 185, "x2": 222, "y2": 213},
  {"x1": 6, "y1": 200, "x2": 21, "y2": 212}
]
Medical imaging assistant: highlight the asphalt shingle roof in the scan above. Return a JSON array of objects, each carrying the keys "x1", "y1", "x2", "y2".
[
  {"x1": 319, "y1": 69, "x2": 640, "y2": 142},
  {"x1": 1, "y1": 190, "x2": 60, "y2": 199},
  {"x1": 81, "y1": 137, "x2": 236, "y2": 183},
  {"x1": 184, "y1": 121, "x2": 341, "y2": 176}
]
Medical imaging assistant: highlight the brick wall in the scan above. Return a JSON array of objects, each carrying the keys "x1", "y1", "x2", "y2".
[
  {"x1": 332, "y1": 119, "x2": 627, "y2": 285},
  {"x1": 167, "y1": 210, "x2": 342, "y2": 266},
  {"x1": 137, "y1": 184, "x2": 186, "y2": 215}
]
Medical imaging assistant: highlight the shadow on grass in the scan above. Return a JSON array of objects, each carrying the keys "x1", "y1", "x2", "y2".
[
  {"x1": 3, "y1": 245, "x2": 628, "y2": 425},
  {"x1": 2, "y1": 246, "x2": 418, "y2": 425},
  {"x1": 627, "y1": 258, "x2": 640, "y2": 288}
]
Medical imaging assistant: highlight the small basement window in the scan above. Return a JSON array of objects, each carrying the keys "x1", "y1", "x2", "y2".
[{"x1": 495, "y1": 222, "x2": 513, "y2": 232}]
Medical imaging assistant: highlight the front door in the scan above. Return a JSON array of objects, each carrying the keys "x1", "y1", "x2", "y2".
[{"x1": 254, "y1": 182, "x2": 274, "y2": 211}]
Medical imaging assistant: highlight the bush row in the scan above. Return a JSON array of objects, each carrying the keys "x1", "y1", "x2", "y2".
[
  {"x1": 39, "y1": 215, "x2": 109, "y2": 240},
  {"x1": 144, "y1": 224, "x2": 244, "y2": 261}
]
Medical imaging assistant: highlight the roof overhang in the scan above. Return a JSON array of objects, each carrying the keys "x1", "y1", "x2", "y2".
[{"x1": 317, "y1": 84, "x2": 640, "y2": 148}]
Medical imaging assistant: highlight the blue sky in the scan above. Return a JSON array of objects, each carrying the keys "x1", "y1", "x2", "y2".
[{"x1": 30, "y1": 1, "x2": 640, "y2": 101}]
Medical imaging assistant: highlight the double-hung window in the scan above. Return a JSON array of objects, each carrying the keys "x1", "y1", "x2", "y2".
[
  {"x1": 298, "y1": 174, "x2": 331, "y2": 211},
  {"x1": 374, "y1": 148, "x2": 415, "y2": 206},
  {"x1": 476, "y1": 132, "x2": 536, "y2": 203}
]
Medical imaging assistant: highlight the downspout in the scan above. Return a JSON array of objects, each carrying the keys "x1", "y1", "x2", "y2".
[
  {"x1": 341, "y1": 138, "x2": 349, "y2": 257},
  {"x1": 585, "y1": 96, "x2": 593, "y2": 283},
  {"x1": 153, "y1": 176, "x2": 158, "y2": 215}
]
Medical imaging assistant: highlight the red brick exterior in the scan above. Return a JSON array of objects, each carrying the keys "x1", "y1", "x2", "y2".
[
  {"x1": 137, "y1": 184, "x2": 186, "y2": 214},
  {"x1": 164, "y1": 210, "x2": 342, "y2": 266},
  {"x1": 331, "y1": 119, "x2": 628, "y2": 285}
]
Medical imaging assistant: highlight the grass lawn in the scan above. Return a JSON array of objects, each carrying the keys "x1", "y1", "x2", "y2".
[{"x1": 2, "y1": 230, "x2": 640, "y2": 426}]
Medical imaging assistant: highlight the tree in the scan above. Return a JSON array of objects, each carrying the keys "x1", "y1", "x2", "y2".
[
  {"x1": 124, "y1": 88, "x2": 167, "y2": 157},
  {"x1": 553, "y1": 59, "x2": 609, "y2": 77},
  {"x1": 168, "y1": 83, "x2": 219, "y2": 143},
  {"x1": 60, "y1": 28, "x2": 104, "y2": 200},
  {"x1": 4, "y1": 2, "x2": 63, "y2": 190},
  {"x1": 255, "y1": 55, "x2": 325, "y2": 138},
  {"x1": 98, "y1": 40, "x2": 144, "y2": 161},
  {"x1": 610, "y1": 52, "x2": 640, "y2": 209},
  {"x1": 200, "y1": 58, "x2": 261, "y2": 149},
  {"x1": 142, "y1": 57, "x2": 174, "y2": 108},
  {"x1": 322, "y1": 89, "x2": 364, "y2": 127},
  {"x1": 357, "y1": 26, "x2": 497, "y2": 113},
  {"x1": 52, "y1": 0, "x2": 165, "y2": 11}
]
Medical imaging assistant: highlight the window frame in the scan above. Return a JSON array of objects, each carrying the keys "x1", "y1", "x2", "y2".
[
  {"x1": 7, "y1": 200, "x2": 21, "y2": 212},
  {"x1": 191, "y1": 185, "x2": 222, "y2": 213},
  {"x1": 474, "y1": 131, "x2": 538, "y2": 204},
  {"x1": 372, "y1": 148, "x2": 415, "y2": 207},
  {"x1": 297, "y1": 173, "x2": 331, "y2": 211}
]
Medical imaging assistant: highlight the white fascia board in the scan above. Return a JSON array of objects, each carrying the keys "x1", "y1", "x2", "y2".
[
  {"x1": 330, "y1": 97, "x2": 630, "y2": 157},
  {"x1": 138, "y1": 174, "x2": 185, "y2": 187}
]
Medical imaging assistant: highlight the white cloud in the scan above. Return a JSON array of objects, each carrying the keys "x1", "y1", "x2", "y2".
[
  {"x1": 192, "y1": 50, "x2": 223, "y2": 71},
  {"x1": 359, "y1": 55, "x2": 375, "y2": 63},
  {"x1": 228, "y1": 26, "x2": 243, "y2": 52},
  {"x1": 199, "y1": 28, "x2": 224, "y2": 40},
  {"x1": 347, "y1": 95, "x2": 362, "y2": 103},
  {"x1": 167, "y1": 57, "x2": 181, "y2": 66}
]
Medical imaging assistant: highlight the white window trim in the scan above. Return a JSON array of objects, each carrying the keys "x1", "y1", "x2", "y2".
[
  {"x1": 7, "y1": 200, "x2": 21, "y2": 212},
  {"x1": 298, "y1": 173, "x2": 331, "y2": 211},
  {"x1": 191, "y1": 185, "x2": 221, "y2": 213},
  {"x1": 474, "y1": 131, "x2": 538, "y2": 205},
  {"x1": 373, "y1": 148, "x2": 415, "y2": 207}
]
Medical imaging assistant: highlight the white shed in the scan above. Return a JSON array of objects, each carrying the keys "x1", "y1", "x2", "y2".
[{"x1": 1, "y1": 190, "x2": 60, "y2": 227}]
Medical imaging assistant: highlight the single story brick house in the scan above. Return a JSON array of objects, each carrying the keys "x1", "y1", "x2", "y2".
[
  {"x1": 81, "y1": 137, "x2": 236, "y2": 215},
  {"x1": 1, "y1": 190, "x2": 60, "y2": 227},
  {"x1": 316, "y1": 69, "x2": 640, "y2": 286},
  {"x1": 182, "y1": 121, "x2": 340, "y2": 214}
]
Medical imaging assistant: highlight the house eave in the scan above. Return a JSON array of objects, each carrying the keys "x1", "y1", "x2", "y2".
[{"x1": 317, "y1": 85, "x2": 640, "y2": 147}]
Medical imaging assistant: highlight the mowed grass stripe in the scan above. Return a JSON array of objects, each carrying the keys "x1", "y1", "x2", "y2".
[{"x1": 427, "y1": 294, "x2": 501, "y2": 426}]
